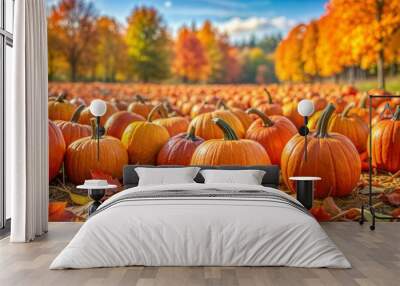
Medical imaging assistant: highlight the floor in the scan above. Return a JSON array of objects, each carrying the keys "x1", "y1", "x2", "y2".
[{"x1": 0, "y1": 223, "x2": 399, "y2": 286}]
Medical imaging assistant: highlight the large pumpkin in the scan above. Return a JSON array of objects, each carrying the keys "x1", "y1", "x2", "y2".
[
  {"x1": 65, "y1": 119, "x2": 128, "y2": 184},
  {"x1": 218, "y1": 100, "x2": 253, "y2": 131},
  {"x1": 190, "y1": 101, "x2": 216, "y2": 118},
  {"x1": 188, "y1": 110, "x2": 245, "y2": 140},
  {"x1": 245, "y1": 109, "x2": 297, "y2": 165},
  {"x1": 281, "y1": 104, "x2": 361, "y2": 198},
  {"x1": 127, "y1": 95, "x2": 156, "y2": 118},
  {"x1": 79, "y1": 102, "x2": 118, "y2": 127},
  {"x1": 157, "y1": 127, "x2": 205, "y2": 165},
  {"x1": 256, "y1": 88, "x2": 283, "y2": 116},
  {"x1": 54, "y1": 105, "x2": 92, "y2": 147},
  {"x1": 191, "y1": 118, "x2": 270, "y2": 166},
  {"x1": 105, "y1": 111, "x2": 145, "y2": 139},
  {"x1": 48, "y1": 93, "x2": 76, "y2": 121},
  {"x1": 328, "y1": 103, "x2": 368, "y2": 153},
  {"x1": 49, "y1": 120, "x2": 66, "y2": 181},
  {"x1": 369, "y1": 106, "x2": 400, "y2": 173},
  {"x1": 282, "y1": 101, "x2": 304, "y2": 128},
  {"x1": 121, "y1": 106, "x2": 170, "y2": 164},
  {"x1": 152, "y1": 104, "x2": 190, "y2": 137}
]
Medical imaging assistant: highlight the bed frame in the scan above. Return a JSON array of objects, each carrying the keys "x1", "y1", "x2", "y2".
[{"x1": 123, "y1": 165, "x2": 280, "y2": 189}]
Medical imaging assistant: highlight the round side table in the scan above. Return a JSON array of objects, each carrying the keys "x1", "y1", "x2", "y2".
[
  {"x1": 289, "y1": 177, "x2": 321, "y2": 210},
  {"x1": 77, "y1": 184, "x2": 117, "y2": 215}
]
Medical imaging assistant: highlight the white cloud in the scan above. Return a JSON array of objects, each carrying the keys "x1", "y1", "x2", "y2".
[
  {"x1": 216, "y1": 16, "x2": 296, "y2": 40},
  {"x1": 164, "y1": 1, "x2": 172, "y2": 8}
]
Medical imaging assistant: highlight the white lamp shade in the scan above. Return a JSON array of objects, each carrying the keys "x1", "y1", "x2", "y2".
[
  {"x1": 89, "y1": 99, "x2": 107, "y2": 117},
  {"x1": 297, "y1": 99, "x2": 315, "y2": 117}
]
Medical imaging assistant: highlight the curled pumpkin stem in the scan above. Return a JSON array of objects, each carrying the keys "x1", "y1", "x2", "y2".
[
  {"x1": 135, "y1": 94, "x2": 147, "y2": 104},
  {"x1": 147, "y1": 103, "x2": 166, "y2": 122},
  {"x1": 213, "y1": 118, "x2": 238, "y2": 140},
  {"x1": 341, "y1": 102, "x2": 355, "y2": 118},
  {"x1": 358, "y1": 93, "x2": 368, "y2": 108},
  {"x1": 393, "y1": 106, "x2": 400, "y2": 121},
  {"x1": 264, "y1": 88, "x2": 273, "y2": 104},
  {"x1": 186, "y1": 126, "x2": 199, "y2": 141},
  {"x1": 315, "y1": 103, "x2": 336, "y2": 138},
  {"x1": 90, "y1": 118, "x2": 97, "y2": 139},
  {"x1": 56, "y1": 92, "x2": 67, "y2": 102},
  {"x1": 246, "y1": 108, "x2": 274, "y2": 127},
  {"x1": 217, "y1": 99, "x2": 229, "y2": 110},
  {"x1": 70, "y1": 105, "x2": 85, "y2": 123}
]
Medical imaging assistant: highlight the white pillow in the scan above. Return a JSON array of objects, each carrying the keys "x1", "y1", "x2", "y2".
[
  {"x1": 135, "y1": 167, "x2": 200, "y2": 186},
  {"x1": 200, "y1": 169, "x2": 266, "y2": 185}
]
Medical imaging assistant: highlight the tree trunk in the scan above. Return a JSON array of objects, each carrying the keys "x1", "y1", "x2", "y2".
[
  {"x1": 376, "y1": 0, "x2": 385, "y2": 89},
  {"x1": 70, "y1": 60, "x2": 78, "y2": 82}
]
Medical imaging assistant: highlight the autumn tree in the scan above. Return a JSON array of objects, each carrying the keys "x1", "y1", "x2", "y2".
[
  {"x1": 172, "y1": 26, "x2": 209, "y2": 82},
  {"x1": 125, "y1": 7, "x2": 171, "y2": 82},
  {"x1": 197, "y1": 21, "x2": 223, "y2": 82},
  {"x1": 275, "y1": 24, "x2": 307, "y2": 82},
  {"x1": 48, "y1": 0, "x2": 98, "y2": 81},
  {"x1": 95, "y1": 16, "x2": 128, "y2": 82},
  {"x1": 218, "y1": 35, "x2": 241, "y2": 83},
  {"x1": 301, "y1": 20, "x2": 319, "y2": 79},
  {"x1": 328, "y1": 0, "x2": 400, "y2": 88}
]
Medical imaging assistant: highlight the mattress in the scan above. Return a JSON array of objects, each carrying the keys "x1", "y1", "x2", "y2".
[{"x1": 50, "y1": 183, "x2": 351, "y2": 269}]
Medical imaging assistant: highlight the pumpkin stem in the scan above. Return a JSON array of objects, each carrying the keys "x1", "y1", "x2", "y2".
[
  {"x1": 213, "y1": 118, "x2": 239, "y2": 141},
  {"x1": 246, "y1": 108, "x2": 274, "y2": 127},
  {"x1": 186, "y1": 126, "x2": 199, "y2": 141},
  {"x1": 90, "y1": 118, "x2": 98, "y2": 139},
  {"x1": 147, "y1": 103, "x2": 164, "y2": 122},
  {"x1": 70, "y1": 105, "x2": 85, "y2": 123},
  {"x1": 217, "y1": 99, "x2": 230, "y2": 110},
  {"x1": 315, "y1": 103, "x2": 336, "y2": 138},
  {"x1": 264, "y1": 88, "x2": 273, "y2": 104},
  {"x1": 359, "y1": 93, "x2": 368, "y2": 108},
  {"x1": 341, "y1": 102, "x2": 355, "y2": 118},
  {"x1": 56, "y1": 92, "x2": 67, "y2": 102},
  {"x1": 393, "y1": 106, "x2": 400, "y2": 121},
  {"x1": 135, "y1": 94, "x2": 147, "y2": 104}
]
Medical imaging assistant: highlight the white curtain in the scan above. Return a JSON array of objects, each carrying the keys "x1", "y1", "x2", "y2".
[{"x1": 8, "y1": 0, "x2": 49, "y2": 242}]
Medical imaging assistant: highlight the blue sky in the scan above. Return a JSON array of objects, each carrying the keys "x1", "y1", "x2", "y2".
[{"x1": 48, "y1": 0, "x2": 327, "y2": 41}]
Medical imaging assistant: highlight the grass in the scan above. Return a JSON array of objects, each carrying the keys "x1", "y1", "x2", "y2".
[{"x1": 355, "y1": 76, "x2": 400, "y2": 93}]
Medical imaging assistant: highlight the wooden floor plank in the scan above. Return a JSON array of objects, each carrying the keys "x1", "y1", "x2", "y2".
[{"x1": 0, "y1": 222, "x2": 399, "y2": 286}]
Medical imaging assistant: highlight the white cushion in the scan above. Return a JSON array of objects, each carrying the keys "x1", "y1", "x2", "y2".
[
  {"x1": 135, "y1": 167, "x2": 201, "y2": 186},
  {"x1": 200, "y1": 169, "x2": 266, "y2": 185}
]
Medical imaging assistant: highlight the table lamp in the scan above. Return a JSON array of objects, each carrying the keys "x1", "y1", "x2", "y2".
[
  {"x1": 89, "y1": 99, "x2": 107, "y2": 160},
  {"x1": 297, "y1": 99, "x2": 315, "y2": 161}
]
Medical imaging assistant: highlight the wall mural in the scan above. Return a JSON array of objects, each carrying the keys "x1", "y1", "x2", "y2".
[{"x1": 47, "y1": 0, "x2": 400, "y2": 222}]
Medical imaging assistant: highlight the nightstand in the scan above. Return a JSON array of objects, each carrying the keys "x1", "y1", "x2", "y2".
[{"x1": 289, "y1": 177, "x2": 321, "y2": 210}]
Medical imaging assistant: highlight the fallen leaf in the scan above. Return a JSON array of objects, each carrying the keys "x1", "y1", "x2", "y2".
[
  {"x1": 322, "y1": 197, "x2": 342, "y2": 216},
  {"x1": 345, "y1": 208, "x2": 361, "y2": 220},
  {"x1": 379, "y1": 189, "x2": 400, "y2": 206},
  {"x1": 90, "y1": 169, "x2": 121, "y2": 187},
  {"x1": 391, "y1": 208, "x2": 400, "y2": 218},
  {"x1": 49, "y1": 201, "x2": 77, "y2": 221},
  {"x1": 310, "y1": 206, "x2": 332, "y2": 222}
]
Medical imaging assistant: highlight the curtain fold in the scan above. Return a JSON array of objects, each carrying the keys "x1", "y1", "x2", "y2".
[{"x1": 8, "y1": 0, "x2": 48, "y2": 242}]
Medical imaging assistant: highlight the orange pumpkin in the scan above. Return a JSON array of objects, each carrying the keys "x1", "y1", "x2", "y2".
[
  {"x1": 157, "y1": 127, "x2": 205, "y2": 165},
  {"x1": 79, "y1": 102, "x2": 118, "y2": 127},
  {"x1": 218, "y1": 100, "x2": 253, "y2": 131},
  {"x1": 256, "y1": 88, "x2": 283, "y2": 116},
  {"x1": 369, "y1": 106, "x2": 400, "y2": 173},
  {"x1": 49, "y1": 120, "x2": 66, "y2": 181},
  {"x1": 121, "y1": 106, "x2": 170, "y2": 164},
  {"x1": 328, "y1": 103, "x2": 368, "y2": 153},
  {"x1": 189, "y1": 110, "x2": 245, "y2": 140},
  {"x1": 366, "y1": 89, "x2": 392, "y2": 108},
  {"x1": 281, "y1": 104, "x2": 361, "y2": 198},
  {"x1": 65, "y1": 119, "x2": 128, "y2": 184},
  {"x1": 245, "y1": 109, "x2": 297, "y2": 165},
  {"x1": 127, "y1": 95, "x2": 155, "y2": 118},
  {"x1": 190, "y1": 101, "x2": 216, "y2": 118},
  {"x1": 348, "y1": 93, "x2": 375, "y2": 123},
  {"x1": 191, "y1": 118, "x2": 270, "y2": 166},
  {"x1": 48, "y1": 93, "x2": 76, "y2": 121},
  {"x1": 152, "y1": 104, "x2": 190, "y2": 137},
  {"x1": 54, "y1": 105, "x2": 92, "y2": 147},
  {"x1": 110, "y1": 98, "x2": 128, "y2": 111},
  {"x1": 282, "y1": 101, "x2": 304, "y2": 128},
  {"x1": 105, "y1": 111, "x2": 145, "y2": 139}
]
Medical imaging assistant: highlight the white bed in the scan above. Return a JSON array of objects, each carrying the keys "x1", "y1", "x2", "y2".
[{"x1": 50, "y1": 183, "x2": 351, "y2": 269}]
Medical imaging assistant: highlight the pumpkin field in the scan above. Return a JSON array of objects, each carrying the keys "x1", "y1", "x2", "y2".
[{"x1": 48, "y1": 82, "x2": 400, "y2": 222}]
